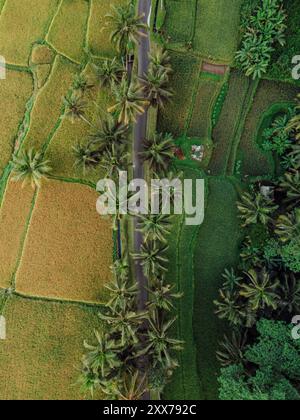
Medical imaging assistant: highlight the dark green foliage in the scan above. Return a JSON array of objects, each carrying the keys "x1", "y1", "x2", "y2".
[{"x1": 219, "y1": 319, "x2": 300, "y2": 400}]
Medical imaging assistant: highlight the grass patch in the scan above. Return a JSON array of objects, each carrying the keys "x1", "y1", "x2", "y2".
[
  {"x1": 35, "y1": 64, "x2": 51, "y2": 89},
  {"x1": 157, "y1": 52, "x2": 200, "y2": 137},
  {"x1": 0, "y1": 295, "x2": 102, "y2": 400},
  {"x1": 238, "y1": 79, "x2": 299, "y2": 177},
  {"x1": 0, "y1": 179, "x2": 35, "y2": 289},
  {"x1": 193, "y1": 177, "x2": 241, "y2": 400},
  {"x1": 23, "y1": 55, "x2": 78, "y2": 151},
  {"x1": 212, "y1": 81, "x2": 229, "y2": 128},
  {"x1": 0, "y1": 0, "x2": 59, "y2": 66},
  {"x1": 187, "y1": 78, "x2": 222, "y2": 138},
  {"x1": 163, "y1": 0, "x2": 196, "y2": 44},
  {"x1": 163, "y1": 167, "x2": 203, "y2": 400},
  {"x1": 209, "y1": 70, "x2": 249, "y2": 176},
  {"x1": 174, "y1": 136, "x2": 213, "y2": 170},
  {"x1": 88, "y1": 0, "x2": 127, "y2": 58},
  {"x1": 0, "y1": 69, "x2": 33, "y2": 174},
  {"x1": 47, "y1": 0, "x2": 89, "y2": 63},
  {"x1": 193, "y1": 0, "x2": 243, "y2": 64},
  {"x1": 15, "y1": 180, "x2": 112, "y2": 304},
  {"x1": 31, "y1": 44, "x2": 55, "y2": 65}
]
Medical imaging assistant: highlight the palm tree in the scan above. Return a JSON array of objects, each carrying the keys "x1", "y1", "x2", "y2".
[
  {"x1": 137, "y1": 213, "x2": 172, "y2": 243},
  {"x1": 99, "y1": 144, "x2": 129, "y2": 179},
  {"x1": 222, "y1": 268, "x2": 243, "y2": 292},
  {"x1": 99, "y1": 308, "x2": 146, "y2": 346},
  {"x1": 140, "y1": 67, "x2": 173, "y2": 109},
  {"x1": 105, "y1": 3, "x2": 148, "y2": 60},
  {"x1": 140, "y1": 132, "x2": 174, "y2": 175},
  {"x1": 280, "y1": 170, "x2": 300, "y2": 209},
  {"x1": 111, "y1": 370, "x2": 147, "y2": 401},
  {"x1": 11, "y1": 148, "x2": 51, "y2": 188},
  {"x1": 278, "y1": 273, "x2": 300, "y2": 314},
  {"x1": 78, "y1": 360, "x2": 100, "y2": 397},
  {"x1": 217, "y1": 331, "x2": 247, "y2": 367},
  {"x1": 83, "y1": 330, "x2": 121, "y2": 377},
  {"x1": 149, "y1": 45, "x2": 172, "y2": 75},
  {"x1": 63, "y1": 92, "x2": 93, "y2": 127},
  {"x1": 108, "y1": 78, "x2": 148, "y2": 125},
  {"x1": 72, "y1": 141, "x2": 99, "y2": 172},
  {"x1": 240, "y1": 269, "x2": 279, "y2": 311},
  {"x1": 147, "y1": 279, "x2": 183, "y2": 312},
  {"x1": 94, "y1": 58, "x2": 125, "y2": 89},
  {"x1": 133, "y1": 240, "x2": 169, "y2": 279},
  {"x1": 275, "y1": 208, "x2": 300, "y2": 243},
  {"x1": 288, "y1": 145, "x2": 300, "y2": 169},
  {"x1": 72, "y1": 74, "x2": 94, "y2": 95},
  {"x1": 111, "y1": 254, "x2": 129, "y2": 282},
  {"x1": 90, "y1": 115, "x2": 129, "y2": 152},
  {"x1": 105, "y1": 276, "x2": 138, "y2": 311},
  {"x1": 142, "y1": 316, "x2": 183, "y2": 369},
  {"x1": 214, "y1": 289, "x2": 245, "y2": 326},
  {"x1": 237, "y1": 191, "x2": 278, "y2": 227}
]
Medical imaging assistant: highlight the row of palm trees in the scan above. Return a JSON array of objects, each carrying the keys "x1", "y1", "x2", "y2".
[
  {"x1": 78, "y1": 1, "x2": 183, "y2": 400},
  {"x1": 215, "y1": 98, "x2": 300, "y2": 368}
]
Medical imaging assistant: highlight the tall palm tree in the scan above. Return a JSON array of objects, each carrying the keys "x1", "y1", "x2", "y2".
[
  {"x1": 133, "y1": 241, "x2": 169, "y2": 279},
  {"x1": 111, "y1": 254, "x2": 129, "y2": 282},
  {"x1": 99, "y1": 308, "x2": 146, "y2": 346},
  {"x1": 222, "y1": 268, "x2": 243, "y2": 292},
  {"x1": 90, "y1": 115, "x2": 129, "y2": 152},
  {"x1": 141, "y1": 316, "x2": 183, "y2": 369},
  {"x1": 140, "y1": 67, "x2": 173, "y2": 109},
  {"x1": 280, "y1": 170, "x2": 300, "y2": 209},
  {"x1": 147, "y1": 279, "x2": 183, "y2": 312},
  {"x1": 72, "y1": 141, "x2": 99, "y2": 172},
  {"x1": 137, "y1": 213, "x2": 172, "y2": 243},
  {"x1": 275, "y1": 208, "x2": 300, "y2": 243},
  {"x1": 237, "y1": 191, "x2": 278, "y2": 227},
  {"x1": 140, "y1": 132, "x2": 174, "y2": 175},
  {"x1": 217, "y1": 331, "x2": 247, "y2": 367},
  {"x1": 240, "y1": 269, "x2": 279, "y2": 311},
  {"x1": 63, "y1": 92, "x2": 93, "y2": 127},
  {"x1": 99, "y1": 144, "x2": 129, "y2": 179},
  {"x1": 78, "y1": 360, "x2": 100, "y2": 397},
  {"x1": 108, "y1": 78, "x2": 148, "y2": 125},
  {"x1": 11, "y1": 148, "x2": 51, "y2": 188},
  {"x1": 278, "y1": 272, "x2": 300, "y2": 314},
  {"x1": 72, "y1": 74, "x2": 94, "y2": 95},
  {"x1": 111, "y1": 370, "x2": 147, "y2": 401},
  {"x1": 105, "y1": 3, "x2": 148, "y2": 60},
  {"x1": 149, "y1": 46, "x2": 172, "y2": 75},
  {"x1": 105, "y1": 276, "x2": 138, "y2": 312},
  {"x1": 83, "y1": 330, "x2": 121, "y2": 377},
  {"x1": 94, "y1": 58, "x2": 125, "y2": 89},
  {"x1": 214, "y1": 289, "x2": 245, "y2": 326}
]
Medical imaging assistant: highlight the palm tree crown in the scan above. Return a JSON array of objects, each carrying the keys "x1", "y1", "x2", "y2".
[{"x1": 11, "y1": 148, "x2": 51, "y2": 188}]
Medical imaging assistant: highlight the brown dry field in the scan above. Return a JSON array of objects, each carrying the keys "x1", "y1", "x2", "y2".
[
  {"x1": 0, "y1": 179, "x2": 35, "y2": 289},
  {"x1": 15, "y1": 180, "x2": 112, "y2": 303}
]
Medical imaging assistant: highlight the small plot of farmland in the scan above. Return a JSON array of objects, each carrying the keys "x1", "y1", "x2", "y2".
[
  {"x1": 193, "y1": 0, "x2": 243, "y2": 64},
  {"x1": 0, "y1": 180, "x2": 35, "y2": 289},
  {"x1": 23, "y1": 55, "x2": 78, "y2": 151},
  {"x1": 0, "y1": 0, "x2": 59, "y2": 66},
  {"x1": 238, "y1": 80, "x2": 299, "y2": 177},
  {"x1": 157, "y1": 52, "x2": 201, "y2": 137},
  {"x1": 0, "y1": 69, "x2": 33, "y2": 174},
  {"x1": 0, "y1": 295, "x2": 102, "y2": 400},
  {"x1": 163, "y1": 0, "x2": 196, "y2": 44},
  {"x1": 15, "y1": 180, "x2": 112, "y2": 304},
  {"x1": 46, "y1": 0, "x2": 89, "y2": 63}
]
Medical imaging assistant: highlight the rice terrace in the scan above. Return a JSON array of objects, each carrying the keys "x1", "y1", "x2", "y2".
[{"x1": 0, "y1": 0, "x2": 300, "y2": 402}]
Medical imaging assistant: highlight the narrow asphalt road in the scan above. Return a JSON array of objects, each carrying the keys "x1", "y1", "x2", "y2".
[{"x1": 134, "y1": 0, "x2": 151, "y2": 313}]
